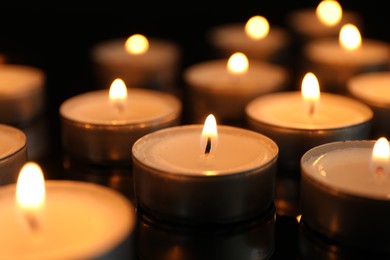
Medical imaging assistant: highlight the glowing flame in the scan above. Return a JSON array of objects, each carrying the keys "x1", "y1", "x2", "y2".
[
  {"x1": 109, "y1": 78, "x2": 128, "y2": 111},
  {"x1": 296, "y1": 214, "x2": 302, "y2": 223},
  {"x1": 16, "y1": 162, "x2": 46, "y2": 212},
  {"x1": 245, "y1": 15, "x2": 270, "y2": 40},
  {"x1": 301, "y1": 72, "x2": 320, "y2": 116},
  {"x1": 201, "y1": 114, "x2": 218, "y2": 155},
  {"x1": 125, "y1": 34, "x2": 149, "y2": 55},
  {"x1": 227, "y1": 52, "x2": 249, "y2": 75},
  {"x1": 371, "y1": 137, "x2": 390, "y2": 177},
  {"x1": 316, "y1": 0, "x2": 343, "y2": 26},
  {"x1": 339, "y1": 24, "x2": 362, "y2": 51}
]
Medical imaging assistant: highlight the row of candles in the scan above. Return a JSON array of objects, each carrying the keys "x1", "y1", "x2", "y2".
[{"x1": 1, "y1": 0, "x2": 390, "y2": 258}]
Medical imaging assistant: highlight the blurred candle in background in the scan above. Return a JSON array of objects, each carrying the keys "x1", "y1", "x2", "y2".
[
  {"x1": 207, "y1": 15, "x2": 291, "y2": 65},
  {"x1": 302, "y1": 23, "x2": 390, "y2": 93},
  {"x1": 184, "y1": 52, "x2": 289, "y2": 125},
  {"x1": 347, "y1": 71, "x2": 390, "y2": 139},
  {"x1": 286, "y1": 0, "x2": 363, "y2": 41},
  {"x1": 90, "y1": 33, "x2": 182, "y2": 94}
]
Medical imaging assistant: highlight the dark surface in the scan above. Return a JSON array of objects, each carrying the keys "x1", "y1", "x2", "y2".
[{"x1": 1, "y1": 4, "x2": 389, "y2": 259}]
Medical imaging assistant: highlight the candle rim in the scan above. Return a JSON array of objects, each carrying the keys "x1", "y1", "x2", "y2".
[
  {"x1": 132, "y1": 124, "x2": 278, "y2": 177},
  {"x1": 0, "y1": 64, "x2": 45, "y2": 98},
  {"x1": 347, "y1": 71, "x2": 390, "y2": 107},
  {"x1": 0, "y1": 124, "x2": 27, "y2": 160},
  {"x1": 245, "y1": 91, "x2": 373, "y2": 130},
  {"x1": 60, "y1": 88, "x2": 182, "y2": 126},
  {"x1": 301, "y1": 140, "x2": 390, "y2": 201}
]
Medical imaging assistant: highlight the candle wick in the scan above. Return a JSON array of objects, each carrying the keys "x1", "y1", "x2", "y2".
[
  {"x1": 25, "y1": 213, "x2": 39, "y2": 232},
  {"x1": 308, "y1": 102, "x2": 315, "y2": 116},
  {"x1": 376, "y1": 166, "x2": 384, "y2": 175},
  {"x1": 205, "y1": 137, "x2": 211, "y2": 154}
]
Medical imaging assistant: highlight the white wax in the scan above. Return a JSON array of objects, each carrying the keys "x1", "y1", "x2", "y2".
[
  {"x1": 348, "y1": 71, "x2": 390, "y2": 106},
  {"x1": 133, "y1": 125, "x2": 278, "y2": 176},
  {"x1": 184, "y1": 59, "x2": 287, "y2": 93},
  {"x1": 304, "y1": 39, "x2": 390, "y2": 66},
  {"x1": 208, "y1": 23, "x2": 289, "y2": 56},
  {"x1": 0, "y1": 124, "x2": 26, "y2": 160},
  {"x1": 246, "y1": 91, "x2": 372, "y2": 129},
  {"x1": 0, "y1": 65, "x2": 45, "y2": 97},
  {"x1": 60, "y1": 88, "x2": 181, "y2": 125},
  {"x1": 303, "y1": 145, "x2": 390, "y2": 199},
  {"x1": 0, "y1": 180, "x2": 135, "y2": 259},
  {"x1": 287, "y1": 8, "x2": 362, "y2": 38},
  {"x1": 91, "y1": 37, "x2": 180, "y2": 68}
]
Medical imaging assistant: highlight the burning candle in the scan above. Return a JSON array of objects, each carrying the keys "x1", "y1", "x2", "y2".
[
  {"x1": 300, "y1": 138, "x2": 390, "y2": 254},
  {"x1": 132, "y1": 114, "x2": 278, "y2": 224},
  {"x1": 286, "y1": 0, "x2": 363, "y2": 40},
  {"x1": 0, "y1": 64, "x2": 46, "y2": 125},
  {"x1": 302, "y1": 23, "x2": 390, "y2": 93},
  {"x1": 0, "y1": 162, "x2": 136, "y2": 259},
  {"x1": 0, "y1": 124, "x2": 27, "y2": 186},
  {"x1": 90, "y1": 34, "x2": 181, "y2": 93},
  {"x1": 207, "y1": 15, "x2": 291, "y2": 63},
  {"x1": 347, "y1": 71, "x2": 390, "y2": 139},
  {"x1": 246, "y1": 72, "x2": 373, "y2": 174},
  {"x1": 184, "y1": 52, "x2": 289, "y2": 125},
  {"x1": 60, "y1": 78, "x2": 182, "y2": 166}
]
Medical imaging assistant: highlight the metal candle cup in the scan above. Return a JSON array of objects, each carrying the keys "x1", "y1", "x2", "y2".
[
  {"x1": 132, "y1": 125, "x2": 278, "y2": 224},
  {"x1": 0, "y1": 124, "x2": 27, "y2": 186},
  {"x1": 0, "y1": 65, "x2": 45, "y2": 125},
  {"x1": 60, "y1": 88, "x2": 182, "y2": 166},
  {"x1": 246, "y1": 91, "x2": 373, "y2": 174},
  {"x1": 300, "y1": 140, "x2": 390, "y2": 254}
]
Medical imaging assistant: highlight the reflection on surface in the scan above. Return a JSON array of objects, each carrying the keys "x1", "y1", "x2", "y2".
[
  {"x1": 298, "y1": 218, "x2": 390, "y2": 259},
  {"x1": 62, "y1": 155, "x2": 134, "y2": 202},
  {"x1": 136, "y1": 204, "x2": 276, "y2": 260},
  {"x1": 275, "y1": 170, "x2": 301, "y2": 218}
]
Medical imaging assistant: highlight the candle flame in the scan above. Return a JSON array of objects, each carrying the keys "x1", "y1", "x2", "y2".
[
  {"x1": 316, "y1": 0, "x2": 343, "y2": 26},
  {"x1": 339, "y1": 24, "x2": 362, "y2": 51},
  {"x1": 109, "y1": 78, "x2": 128, "y2": 111},
  {"x1": 301, "y1": 72, "x2": 320, "y2": 116},
  {"x1": 125, "y1": 34, "x2": 149, "y2": 55},
  {"x1": 16, "y1": 162, "x2": 46, "y2": 212},
  {"x1": 201, "y1": 114, "x2": 218, "y2": 155},
  {"x1": 371, "y1": 137, "x2": 390, "y2": 177},
  {"x1": 227, "y1": 52, "x2": 249, "y2": 75},
  {"x1": 245, "y1": 15, "x2": 270, "y2": 40}
]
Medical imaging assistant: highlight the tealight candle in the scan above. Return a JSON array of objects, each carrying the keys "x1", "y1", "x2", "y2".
[
  {"x1": 286, "y1": 0, "x2": 363, "y2": 41},
  {"x1": 246, "y1": 72, "x2": 373, "y2": 174},
  {"x1": 302, "y1": 23, "x2": 390, "y2": 93},
  {"x1": 0, "y1": 124, "x2": 27, "y2": 186},
  {"x1": 0, "y1": 64, "x2": 46, "y2": 125},
  {"x1": 60, "y1": 78, "x2": 182, "y2": 166},
  {"x1": 347, "y1": 71, "x2": 390, "y2": 139},
  {"x1": 207, "y1": 15, "x2": 291, "y2": 63},
  {"x1": 132, "y1": 114, "x2": 278, "y2": 224},
  {"x1": 0, "y1": 162, "x2": 136, "y2": 259},
  {"x1": 184, "y1": 52, "x2": 289, "y2": 125},
  {"x1": 90, "y1": 34, "x2": 181, "y2": 93},
  {"x1": 300, "y1": 138, "x2": 390, "y2": 253}
]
